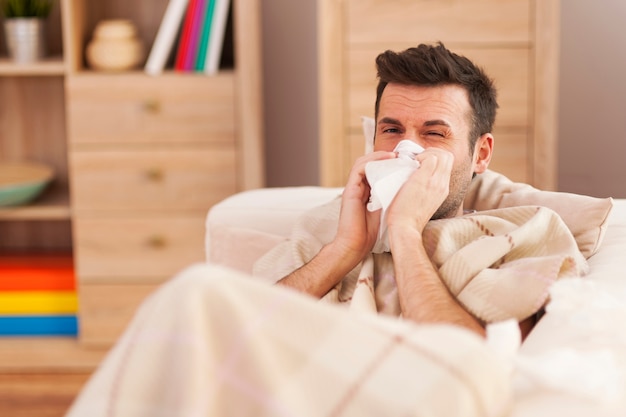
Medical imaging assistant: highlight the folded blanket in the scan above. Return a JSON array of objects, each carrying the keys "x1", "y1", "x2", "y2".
[{"x1": 254, "y1": 198, "x2": 588, "y2": 323}]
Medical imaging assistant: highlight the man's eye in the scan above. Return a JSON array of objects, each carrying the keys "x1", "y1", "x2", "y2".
[
  {"x1": 427, "y1": 131, "x2": 445, "y2": 137},
  {"x1": 382, "y1": 127, "x2": 400, "y2": 133}
]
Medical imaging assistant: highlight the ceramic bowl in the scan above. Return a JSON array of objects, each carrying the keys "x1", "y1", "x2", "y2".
[{"x1": 0, "y1": 162, "x2": 54, "y2": 207}]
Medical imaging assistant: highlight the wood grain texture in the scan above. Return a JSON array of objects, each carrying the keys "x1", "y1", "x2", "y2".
[
  {"x1": 74, "y1": 215, "x2": 207, "y2": 282},
  {"x1": 70, "y1": 147, "x2": 237, "y2": 211},
  {"x1": 347, "y1": 0, "x2": 531, "y2": 45},
  {"x1": 79, "y1": 283, "x2": 159, "y2": 346},
  {"x1": 0, "y1": 373, "x2": 91, "y2": 417},
  {"x1": 66, "y1": 72, "x2": 236, "y2": 145}
]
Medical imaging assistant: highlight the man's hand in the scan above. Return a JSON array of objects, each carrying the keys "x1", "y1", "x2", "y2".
[
  {"x1": 334, "y1": 151, "x2": 397, "y2": 263},
  {"x1": 276, "y1": 150, "x2": 395, "y2": 297},
  {"x1": 387, "y1": 148, "x2": 453, "y2": 233}
]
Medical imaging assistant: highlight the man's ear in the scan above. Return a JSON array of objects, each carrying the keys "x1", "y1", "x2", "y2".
[{"x1": 473, "y1": 133, "x2": 493, "y2": 174}]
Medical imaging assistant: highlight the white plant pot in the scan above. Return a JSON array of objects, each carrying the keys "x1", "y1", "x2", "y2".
[{"x1": 3, "y1": 18, "x2": 46, "y2": 63}]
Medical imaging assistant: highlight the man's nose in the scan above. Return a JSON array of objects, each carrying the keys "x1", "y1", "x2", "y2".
[{"x1": 401, "y1": 133, "x2": 426, "y2": 148}]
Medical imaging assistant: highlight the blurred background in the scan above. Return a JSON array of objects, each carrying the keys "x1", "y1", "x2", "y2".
[{"x1": 262, "y1": 0, "x2": 626, "y2": 198}]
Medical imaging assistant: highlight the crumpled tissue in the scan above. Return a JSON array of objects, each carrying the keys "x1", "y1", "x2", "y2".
[{"x1": 365, "y1": 140, "x2": 424, "y2": 253}]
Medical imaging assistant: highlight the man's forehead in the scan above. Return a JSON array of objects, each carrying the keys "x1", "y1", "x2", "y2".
[{"x1": 378, "y1": 83, "x2": 471, "y2": 124}]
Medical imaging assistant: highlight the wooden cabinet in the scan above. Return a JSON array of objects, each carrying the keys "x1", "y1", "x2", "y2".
[
  {"x1": 0, "y1": 0, "x2": 264, "y2": 414},
  {"x1": 318, "y1": 0, "x2": 560, "y2": 190}
]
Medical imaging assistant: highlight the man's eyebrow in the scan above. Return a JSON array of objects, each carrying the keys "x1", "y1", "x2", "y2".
[
  {"x1": 378, "y1": 117, "x2": 452, "y2": 128},
  {"x1": 423, "y1": 119, "x2": 451, "y2": 127},
  {"x1": 378, "y1": 117, "x2": 402, "y2": 125}
]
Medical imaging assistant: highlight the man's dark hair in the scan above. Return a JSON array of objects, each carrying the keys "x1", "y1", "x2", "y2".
[{"x1": 375, "y1": 42, "x2": 498, "y2": 151}]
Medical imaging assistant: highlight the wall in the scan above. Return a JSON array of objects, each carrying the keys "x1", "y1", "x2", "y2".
[
  {"x1": 261, "y1": 0, "x2": 319, "y2": 186},
  {"x1": 558, "y1": 0, "x2": 626, "y2": 198}
]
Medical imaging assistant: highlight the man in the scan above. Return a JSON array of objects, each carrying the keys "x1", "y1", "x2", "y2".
[{"x1": 276, "y1": 43, "x2": 496, "y2": 336}]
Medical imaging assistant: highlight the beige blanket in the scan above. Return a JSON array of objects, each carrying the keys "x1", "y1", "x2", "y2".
[
  {"x1": 66, "y1": 263, "x2": 513, "y2": 417},
  {"x1": 66, "y1": 199, "x2": 589, "y2": 416},
  {"x1": 254, "y1": 198, "x2": 588, "y2": 323}
]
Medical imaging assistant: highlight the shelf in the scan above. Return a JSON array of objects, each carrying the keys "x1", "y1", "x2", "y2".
[
  {"x1": 0, "y1": 192, "x2": 71, "y2": 221},
  {"x1": 0, "y1": 338, "x2": 107, "y2": 372},
  {"x1": 0, "y1": 56, "x2": 65, "y2": 76}
]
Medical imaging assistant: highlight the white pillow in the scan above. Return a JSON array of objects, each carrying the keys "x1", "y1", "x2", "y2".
[{"x1": 361, "y1": 116, "x2": 375, "y2": 153}]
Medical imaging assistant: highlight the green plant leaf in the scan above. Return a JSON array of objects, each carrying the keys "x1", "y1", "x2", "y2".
[{"x1": 1, "y1": 0, "x2": 53, "y2": 18}]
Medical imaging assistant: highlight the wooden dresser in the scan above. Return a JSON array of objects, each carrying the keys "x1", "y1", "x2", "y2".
[
  {"x1": 318, "y1": 0, "x2": 560, "y2": 190},
  {"x1": 66, "y1": 72, "x2": 243, "y2": 345}
]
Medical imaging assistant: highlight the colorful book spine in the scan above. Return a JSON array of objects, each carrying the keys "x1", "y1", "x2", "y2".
[
  {"x1": 0, "y1": 256, "x2": 78, "y2": 337},
  {"x1": 0, "y1": 316, "x2": 77, "y2": 337},
  {"x1": 0, "y1": 267, "x2": 75, "y2": 291},
  {"x1": 174, "y1": 0, "x2": 201, "y2": 71},
  {"x1": 204, "y1": 0, "x2": 231, "y2": 75},
  {"x1": 0, "y1": 292, "x2": 78, "y2": 315},
  {"x1": 195, "y1": 0, "x2": 216, "y2": 71},
  {"x1": 183, "y1": 0, "x2": 207, "y2": 70}
]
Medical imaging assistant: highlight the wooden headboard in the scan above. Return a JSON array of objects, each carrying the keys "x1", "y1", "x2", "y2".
[{"x1": 317, "y1": 0, "x2": 560, "y2": 190}]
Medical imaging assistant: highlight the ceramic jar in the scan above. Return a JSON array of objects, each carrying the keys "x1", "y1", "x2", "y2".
[{"x1": 86, "y1": 19, "x2": 144, "y2": 71}]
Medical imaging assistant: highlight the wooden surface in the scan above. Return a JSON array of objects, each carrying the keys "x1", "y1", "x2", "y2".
[
  {"x1": 79, "y1": 283, "x2": 159, "y2": 346},
  {"x1": 0, "y1": 57, "x2": 65, "y2": 75},
  {"x1": 234, "y1": 0, "x2": 266, "y2": 189},
  {"x1": 0, "y1": 75, "x2": 70, "y2": 247},
  {"x1": 66, "y1": 72, "x2": 236, "y2": 145},
  {"x1": 74, "y1": 216, "x2": 206, "y2": 282},
  {"x1": 0, "y1": 373, "x2": 91, "y2": 417},
  {"x1": 70, "y1": 148, "x2": 236, "y2": 211}
]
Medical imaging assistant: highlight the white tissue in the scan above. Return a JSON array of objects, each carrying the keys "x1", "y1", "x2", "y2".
[{"x1": 365, "y1": 140, "x2": 424, "y2": 253}]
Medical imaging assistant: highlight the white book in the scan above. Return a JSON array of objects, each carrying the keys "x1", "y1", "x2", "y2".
[
  {"x1": 203, "y1": 0, "x2": 231, "y2": 75},
  {"x1": 145, "y1": 0, "x2": 190, "y2": 75}
]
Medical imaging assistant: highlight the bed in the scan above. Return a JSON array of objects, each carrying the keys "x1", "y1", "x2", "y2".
[
  {"x1": 66, "y1": 174, "x2": 625, "y2": 416},
  {"x1": 203, "y1": 185, "x2": 626, "y2": 416}
]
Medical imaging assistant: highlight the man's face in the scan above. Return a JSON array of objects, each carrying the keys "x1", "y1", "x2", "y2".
[{"x1": 373, "y1": 83, "x2": 479, "y2": 219}]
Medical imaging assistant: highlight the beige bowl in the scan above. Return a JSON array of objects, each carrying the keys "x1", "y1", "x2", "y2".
[{"x1": 0, "y1": 162, "x2": 54, "y2": 206}]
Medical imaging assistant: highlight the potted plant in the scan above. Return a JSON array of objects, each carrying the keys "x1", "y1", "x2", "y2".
[{"x1": 1, "y1": 0, "x2": 54, "y2": 63}]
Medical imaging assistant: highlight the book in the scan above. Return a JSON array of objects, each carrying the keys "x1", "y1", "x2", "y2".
[
  {"x1": 204, "y1": 0, "x2": 231, "y2": 75},
  {"x1": 183, "y1": 0, "x2": 207, "y2": 70},
  {"x1": 0, "y1": 315, "x2": 78, "y2": 336},
  {"x1": 195, "y1": 0, "x2": 216, "y2": 70},
  {"x1": 145, "y1": 0, "x2": 190, "y2": 75},
  {"x1": 0, "y1": 291, "x2": 78, "y2": 315},
  {"x1": 0, "y1": 266, "x2": 75, "y2": 291},
  {"x1": 174, "y1": 0, "x2": 200, "y2": 71}
]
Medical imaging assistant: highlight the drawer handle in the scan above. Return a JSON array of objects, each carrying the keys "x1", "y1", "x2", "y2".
[
  {"x1": 143, "y1": 99, "x2": 161, "y2": 114},
  {"x1": 147, "y1": 235, "x2": 167, "y2": 249},
  {"x1": 145, "y1": 168, "x2": 164, "y2": 182}
]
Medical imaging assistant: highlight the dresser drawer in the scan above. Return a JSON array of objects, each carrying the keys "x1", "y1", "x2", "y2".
[
  {"x1": 74, "y1": 215, "x2": 206, "y2": 283},
  {"x1": 67, "y1": 72, "x2": 235, "y2": 145},
  {"x1": 79, "y1": 283, "x2": 158, "y2": 347},
  {"x1": 70, "y1": 147, "x2": 237, "y2": 211},
  {"x1": 347, "y1": 0, "x2": 530, "y2": 45}
]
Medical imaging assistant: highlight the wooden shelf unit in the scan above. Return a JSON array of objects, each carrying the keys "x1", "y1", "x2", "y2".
[{"x1": 0, "y1": 0, "x2": 264, "y2": 415}]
